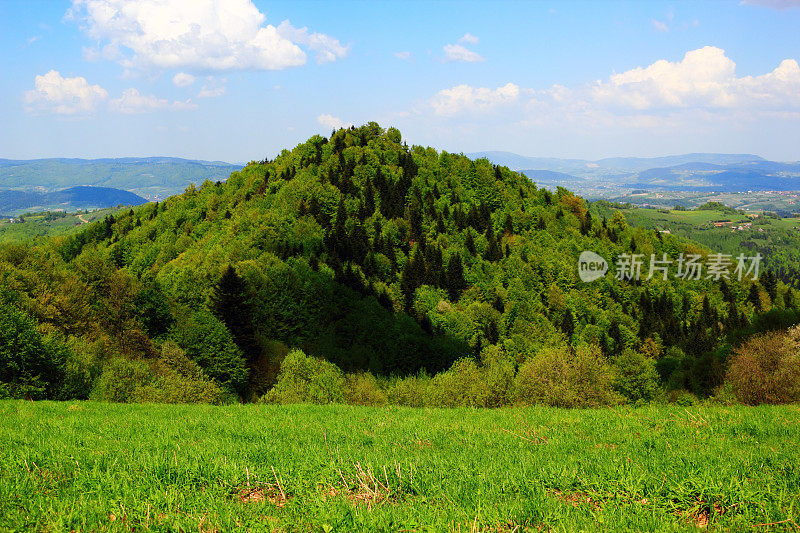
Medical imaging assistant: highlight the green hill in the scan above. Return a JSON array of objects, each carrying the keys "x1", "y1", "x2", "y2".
[
  {"x1": 1, "y1": 124, "x2": 796, "y2": 403},
  {"x1": 0, "y1": 157, "x2": 240, "y2": 201}
]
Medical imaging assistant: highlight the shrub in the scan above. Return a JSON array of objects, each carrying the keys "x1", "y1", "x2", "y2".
[
  {"x1": 612, "y1": 349, "x2": 660, "y2": 403},
  {"x1": 170, "y1": 310, "x2": 249, "y2": 394},
  {"x1": 425, "y1": 358, "x2": 489, "y2": 407},
  {"x1": 262, "y1": 349, "x2": 345, "y2": 404},
  {"x1": 344, "y1": 372, "x2": 388, "y2": 406},
  {"x1": 386, "y1": 373, "x2": 431, "y2": 407},
  {"x1": 725, "y1": 327, "x2": 800, "y2": 405},
  {"x1": 480, "y1": 346, "x2": 516, "y2": 407},
  {"x1": 90, "y1": 343, "x2": 225, "y2": 404},
  {"x1": 90, "y1": 357, "x2": 150, "y2": 403},
  {"x1": 0, "y1": 295, "x2": 68, "y2": 399},
  {"x1": 514, "y1": 345, "x2": 618, "y2": 408}
]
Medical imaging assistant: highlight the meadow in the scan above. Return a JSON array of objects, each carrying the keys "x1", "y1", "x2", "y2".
[
  {"x1": 1, "y1": 401, "x2": 798, "y2": 532},
  {"x1": 0, "y1": 208, "x2": 122, "y2": 244}
]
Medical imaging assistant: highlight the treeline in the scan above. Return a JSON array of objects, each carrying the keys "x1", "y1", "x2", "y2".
[{"x1": 1, "y1": 123, "x2": 799, "y2": 405}]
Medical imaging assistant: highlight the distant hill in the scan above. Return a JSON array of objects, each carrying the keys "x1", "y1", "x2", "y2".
[
  {"x1": 471, "y1": 151, "x2": 800, "y2": 193},
  {"x1": 0, "y1": 186, "x2": 147, "y2": 216},
  {"x1": 0, "y1": 157, "x2": 241, "y2": 200},
  {"x1": 468, "y1": 151, "x2": 765, "y2": 175}
]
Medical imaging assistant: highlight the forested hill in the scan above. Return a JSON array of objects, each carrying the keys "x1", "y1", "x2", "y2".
[{"x1": 1, "y1": 123, "x2": 796, "y2": 402}]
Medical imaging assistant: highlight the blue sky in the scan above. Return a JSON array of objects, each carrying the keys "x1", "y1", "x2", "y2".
[{"x1": 1, "y1": 0, "x2": 799, "y2": 162}]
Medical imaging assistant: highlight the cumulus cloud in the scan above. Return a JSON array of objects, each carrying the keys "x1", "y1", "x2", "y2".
[
  {"x1": 317, "y1": 114, "x2": 352, "y2": 130},
  {"x1": 276, "y1": 20, "x2": 349, "y2": 65},
  {"x1": 24, "y1": 70, "x2": 198, "y2": 115},
  {"x1": 431, "y1": 83, "x2": 519, "y2": 115},
  {"x1": 425, "y1": 47, "x2": 800, "y2": 130},
  {"x1": 458, "y1": 33, "x2": 479, "y2": 45},
  {"x1": 741, "y1": 0, "x2": 800, "y2": 8},
  {"x1": 67, "y1": 0, "x2": 347, "y2": 72},
  {"x1": 24, "y1": 70, "x2": 108, "y2": 115},
  {"x1": 442, "y1": 43, "x2": 485, "y2": 63},
  {"x1": 591, "y1": 46, "x2": 800, "y2": 111},
  {"x1": 172, "y1": 72, "x2": 195, "y2": 87},
  {"x1": 109, "y1": 88, "x2": 197, "y2": 113},
  {"x1": 652, "y1": 19, "x2": 669, "y2": 33},
  {"x1": 198, "y1": 84, "x2": 226, "y2": 98},
  {"x1": 394, "y1": 51, "x2": 411, "y2": 61}
]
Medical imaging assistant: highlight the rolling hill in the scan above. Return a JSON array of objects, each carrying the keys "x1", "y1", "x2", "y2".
[
  {"x1": 0, "y1": 186, "x2": 147, "y2": 216},
  {"x1": 1, "y1": 123, "x2": 791, "y2": 405},
  {"x1": 0, "y1": 157, "x2": 241, "y2": 200}
]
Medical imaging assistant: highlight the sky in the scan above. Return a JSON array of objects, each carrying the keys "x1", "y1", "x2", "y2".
[{"x1": 1, "y1": 0, "x2": 799, "y2": 163}]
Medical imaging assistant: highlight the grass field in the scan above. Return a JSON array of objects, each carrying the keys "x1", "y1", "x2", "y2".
[
  {"x1": 0, "y1": 208, "x2": 122, "y2": 244},
  {"x1": 1, "y1": 402, "x2": 799, "y2": 532}
]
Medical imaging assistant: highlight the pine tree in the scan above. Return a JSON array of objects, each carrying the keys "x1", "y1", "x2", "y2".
[
  {"x1": 561, "y1": 308, "x2": 575, "y2": 339},
  {"x1": 210, "y1": 266, "x2": 260, "y2": 367},
  {"x1": 446, "y1": 254, "x2": 466, "y2": 301}
]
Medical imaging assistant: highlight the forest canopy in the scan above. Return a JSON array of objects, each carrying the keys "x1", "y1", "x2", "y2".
[{"x1": 1, "y1": 123, "x2": 797, "y2": 406}]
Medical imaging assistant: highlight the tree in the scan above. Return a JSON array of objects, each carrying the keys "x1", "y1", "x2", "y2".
[
  {"x1": 561, "y1": 308, "x2": 575, "y2": 339},
  {"x1": 446, "y1": 254, "x2": 466, "y2": 301},
  {"x1": 0, "y1": 295, "x2": 67, "y2": 399},
  {"x1": 210, "y1": 266, "x2": 260, "y2": 368}
]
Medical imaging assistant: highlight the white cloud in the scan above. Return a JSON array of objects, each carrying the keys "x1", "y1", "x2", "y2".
[
  {"x1": 652, "y1": 19, "x2": 669, "y2": 33},
  {"x1": 172, "y1": 72, "x2": 195, "y2": 87},
  {"x1": 431, "y1": 83, "x2": 519, "y2": 115},
  {"x1": 67, "y1": 0, "x2": 347, "y2": 72},
  {"x1": 24, "y1": 70, "x2": 108, "y2": 115},
  {"x1": 198, "y1": 84, "x2": 226, "y2": 98},
  {"x1": 741, "y1": 0, "x2": 800, "y2": 8},
  {"x1": 109, "y1": 88, "x2": 197, "y2": 113},
  {"x1": 591, "y1": 46, "x2": 800, "y2": 111},
  {"x1": 394, "y1": 51, "x2": 411, "y2": 61},
  {"x1": 424, "y1": 47, "x2": 800, "y2": 130},
  {"x1": 443, "y1": 43, "x2": 485, "y2": 63},
  {"x1": 317, "y1": 114, "x2": 352, "y2": 130},
  {"x1": 275, "y1": 20, "x2": 348, "y2": 65},
  {"x1": 458, "y1": 33, "x2": 479, "y2": 45}
]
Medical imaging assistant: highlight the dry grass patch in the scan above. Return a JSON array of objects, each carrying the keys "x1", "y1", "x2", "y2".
[
  {"x1": 324, "y1": 462, "x2": 411, "y2": 509},
  {"x1": 550, "y1": 489, "x2": 602, "y2": 511}
]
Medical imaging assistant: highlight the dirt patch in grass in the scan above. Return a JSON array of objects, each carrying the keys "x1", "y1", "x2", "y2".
[
  {"x1": 550, "y1": 489, "x2": 602, "y2": 511},
  {"x1": 323, "y1": 462, "x2": 410, "y2": 509},
  {"x1": 674, "y1": 500, "x2": 728, "y2": 529},
  {"x1": 236, "y1": 483, "x2": 289, "y2": 507}
]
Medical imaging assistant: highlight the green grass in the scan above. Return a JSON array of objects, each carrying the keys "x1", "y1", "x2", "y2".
[
  {"x1": 1, "y1": 402, "x2": 799, "y2": 531},
  {"x1": 0, "y1": 208, "x2": 121, "y2": 244}
]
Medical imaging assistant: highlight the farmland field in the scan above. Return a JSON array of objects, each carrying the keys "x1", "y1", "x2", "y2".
[
  {"x1": 1, "y1": 402, "x2": 799, "y2": 532},
  {"x1": 0, "y1": 208, "x2": 123, "y2": 244}
]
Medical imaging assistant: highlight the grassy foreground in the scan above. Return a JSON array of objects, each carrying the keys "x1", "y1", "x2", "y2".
[{"x1": 1, "y1": 402, "x2": 799, "y2": 532}]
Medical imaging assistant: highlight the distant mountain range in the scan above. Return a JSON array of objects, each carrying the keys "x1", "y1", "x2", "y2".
[
  {"x1": 0, "y1": 157, "x2": 241, "y2": 200},
  {"x1": 0, "y1": 186, "x2": 147, "y2": 217},
  {"x1": 468, "y1": 151, "x2": 800, "y2": 192}
]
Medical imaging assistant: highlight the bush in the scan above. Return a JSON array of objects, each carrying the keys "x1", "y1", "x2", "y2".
[
  {"x1": 170, "y1": 310, "x2": 249, "y2": 394},
  {"x1": 0, "y1": 295, "x2": 68, "y2": 399},
  {"x1": 424, "y1": 358, "x2": 487, "y2": 407},
  {"x1": 262, "y1": 349, "x2": 345, "y2": 404},
  {"x1": 612, "y1": 349, "x2": 660, "y2": 403},
  {"x1": 725, "y1": 327, "x2": 800, "y2": 405},
  {"x1": 480, "y1": 346, "x2": 516, "y2": 407},
  {"x1": 90, "y1": 342, "x2": 226, "y2": 404},
  {"x1": 514, "y1": 345, "x2": 618, "y2": 408},
  {"x1": 386, "y1": 373, "x2": 431, "y2": 407},
  {"x1": 344, "y1": 372, "x2": 388, "y2": 406},
  {"x1": 90, "y1": 358, "x2": 150, "y2": 403}
]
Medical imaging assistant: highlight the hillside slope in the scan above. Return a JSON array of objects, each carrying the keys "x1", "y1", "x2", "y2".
[
  {"x1": 1, "y1": 123, "x2": 793, "y2": 402},
  {"x1": 0, "y1": 186, "x2": 147, "y2": 215},
  {"x1": 0, "y1": 157, "x2": 240, "y2": 200}
]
